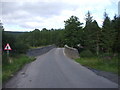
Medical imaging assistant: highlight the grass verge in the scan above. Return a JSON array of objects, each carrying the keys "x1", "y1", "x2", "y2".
[
  {"x1": 2, "y1": 54, "x2": 36, "y2": 83},
  {"x1": 75, "y1": 57, "x2": 118, "y2": 75}
]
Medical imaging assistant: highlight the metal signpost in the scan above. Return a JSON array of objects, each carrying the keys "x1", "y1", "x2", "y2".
[{"x1": 4, "y1": 43, "x2": 12, "y2": 63}]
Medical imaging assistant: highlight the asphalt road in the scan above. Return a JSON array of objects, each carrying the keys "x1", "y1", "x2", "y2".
[{"x1": 5, "y1": 48, "x2": 118, "y2": 88}]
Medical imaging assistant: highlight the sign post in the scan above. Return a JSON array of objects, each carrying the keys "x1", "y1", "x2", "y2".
[
  {"x1": 4, "y1": 43, "x2": 12, "y2": 63},
  {"x1": 7, "y1": 50, "x2": 9, "y2": 58}
]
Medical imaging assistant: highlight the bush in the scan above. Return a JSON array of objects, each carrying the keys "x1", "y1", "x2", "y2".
[
  {"x1": 98, "y1": 53, "x2": 115, "y2": 60},
  {"x1": 14, "y1": 42, "x2": 29, "y2": 53},
  {"x1": 2, "y1": 53, "x2": 9, "y2": 65},
  {"x1": 2, "y1": 54, "x2": 36, "y2": 82},
  {"x1": 80, "y1": 49, "x2": 94, "y2": 57}
]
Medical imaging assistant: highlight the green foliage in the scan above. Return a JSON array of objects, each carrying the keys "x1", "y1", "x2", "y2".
[
  {"x1": 64, "y1": 16, "x2": 83, "y2": 47},
  {"x1": 112, "y1": 16, "x2": 120, "y2": 53},
  {"x1": 83, "y1": 11, "x2": 101, "y2": 55},
  {"x1": 14, "y1": 42, "x2": 29, "y2": 53},
  {"x1": 1, "y1": 11, "x2": 120, "y2": 66},
  {"x1": 19, "y1": 28, "x2": 65, "y2": 47},
  {"x1": 2, "y1": 53, "x2": 9, "y2": 65},
  {"x1": 2, "y1": 31, "x2": 16, "y2": 50},
  {"x1": 2, "y1": 31, "x2": 29, "y2": 54},
  {"x1": 85, "y1": 11, "x2": 93, "y2": 24},
  {"x1": 1, "y1": 10, "x2": 120, "y2": 82},
  {"x1": 75, "y1": 57, "x2": 118, "y2": 74},
  {"x1": 101, "y1": 12, "x2": 116, "y2": 53},
  {"x1": 2, "y1": 54, "x2": 36, "y2": 82},
  {"x1": 80, "y1": 49, "x2": 94, "y2": 57}
]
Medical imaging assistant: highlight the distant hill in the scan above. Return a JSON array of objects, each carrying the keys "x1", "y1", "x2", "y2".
[{"x1": 4, "y1": 31, "x2": 28, "y2": 36}]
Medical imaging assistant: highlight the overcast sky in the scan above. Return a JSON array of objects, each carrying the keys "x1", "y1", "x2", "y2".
[{"x1": 0, "y1": 0, "x2": 119, "y2": 31}]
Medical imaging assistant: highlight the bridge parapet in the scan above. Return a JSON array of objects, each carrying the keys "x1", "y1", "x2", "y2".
[
  {"x1": 27, "y1": 45, "x2": 56, "y2": 57},
  {"x1": 64, "y1": 45, "x2": 80, "y2": 59}
]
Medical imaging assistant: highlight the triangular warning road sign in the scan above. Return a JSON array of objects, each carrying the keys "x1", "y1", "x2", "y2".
[{"x1": 4, "y1": 43, "x2": 12, "y2": 50}]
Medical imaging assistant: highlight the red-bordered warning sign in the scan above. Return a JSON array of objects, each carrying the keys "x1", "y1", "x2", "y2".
[{"x1": 4, "y1": 43, "x2": 12, "y2": 50}]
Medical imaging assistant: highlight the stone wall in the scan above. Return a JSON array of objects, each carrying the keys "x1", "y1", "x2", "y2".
[
  {"x1": 27, "y1": 45, "x2": 56, "y2": 57},
  {"x1": 64, "y1": 45, "x2": 80, "y2": 59}
]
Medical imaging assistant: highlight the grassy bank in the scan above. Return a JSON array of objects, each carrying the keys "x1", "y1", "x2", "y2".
[
  {"x1": 75, "y1": 57, "x2": 118, "y2": 75},
  {"x1": 2, "y1": 54, "x2": 36, "y2": 82},
  {"x1": 0, "y1": 65, "x2": 1, "y2": 85}
]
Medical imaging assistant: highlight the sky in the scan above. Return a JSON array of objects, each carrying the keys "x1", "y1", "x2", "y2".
[{"x1": 0, "y1": 0, "x2": 120, "y2": 31}]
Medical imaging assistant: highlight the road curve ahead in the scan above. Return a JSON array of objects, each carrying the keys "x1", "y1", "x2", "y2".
[{"x1": 5, "y1": 48, "x2": 118, "y2": 88}]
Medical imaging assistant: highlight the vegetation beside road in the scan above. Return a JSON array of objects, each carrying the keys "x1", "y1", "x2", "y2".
[
  {"x1": 75, "y1": 53, "x2": 119, "y2": 75},
  {"x1": 2, "y1": 54, "x2": 35, "y2": 82},
  {"x1": 1, "y1": 10, "x2": 120, "y2": 82},
  {"x1": 0, "y1": 65, "x2": 2, "y2": 83}
]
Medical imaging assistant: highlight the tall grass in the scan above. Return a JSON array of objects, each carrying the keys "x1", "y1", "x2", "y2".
[
  {"x1": 75, "y1": 56, "x2": 118, "y2": 74},
  {"x1": 2, "y1": 54, "x2": 35, "y2": 82}
]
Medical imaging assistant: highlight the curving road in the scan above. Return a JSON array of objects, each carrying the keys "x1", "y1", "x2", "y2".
[{"x1": 5, "y1": 48, "x2": 118, "y2": 88}]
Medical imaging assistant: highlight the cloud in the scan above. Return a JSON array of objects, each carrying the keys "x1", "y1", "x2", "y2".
[
  {"x1": 1, "y1": 0, "x2": 119, "y2": 31},
  {"x1": 2, "y1": 1, "x2": 77, "y2": 18},
  {"x1": 2, "y1": 1, "x2": 78, "y2": 30}
]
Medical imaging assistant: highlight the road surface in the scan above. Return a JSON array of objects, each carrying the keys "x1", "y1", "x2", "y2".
[{"x1": 4, "y1": 48, "x2": 118, "y2": 88}]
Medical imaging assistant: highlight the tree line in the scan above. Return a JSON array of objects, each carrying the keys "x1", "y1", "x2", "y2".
[
  {"x1": 1, "y1": 11, "x2": 120, "y2": 56},
  {"x1": 64, "y1": 11, "x2": 120, "y2": 56}
]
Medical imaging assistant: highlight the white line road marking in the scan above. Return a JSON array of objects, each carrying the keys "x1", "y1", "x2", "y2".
[{"x1": 63, "y1": 48, "x2": 66, "y2": 56}]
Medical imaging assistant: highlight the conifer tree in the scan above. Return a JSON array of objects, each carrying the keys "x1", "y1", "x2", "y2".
[{"x1": 101, "y1": 12, "x2": 116, "y2": 53}]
